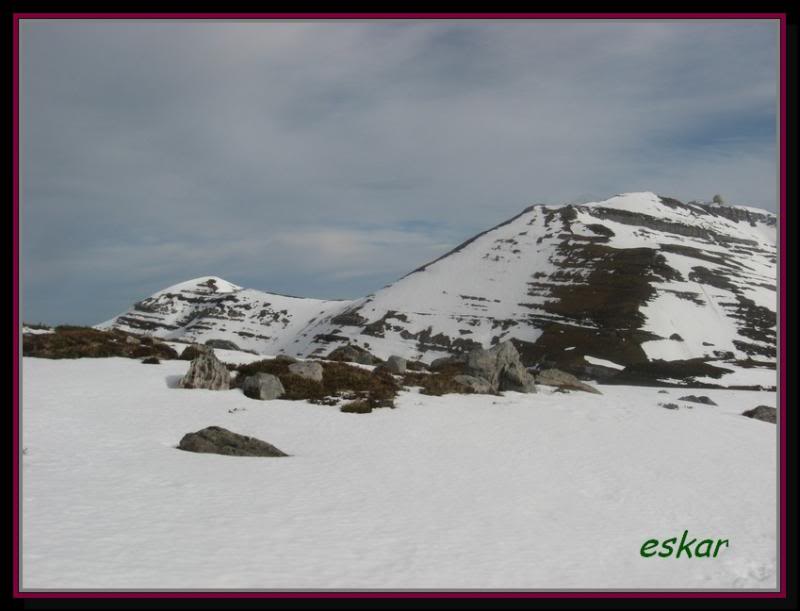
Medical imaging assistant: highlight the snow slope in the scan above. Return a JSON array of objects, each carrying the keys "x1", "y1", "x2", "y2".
[
  {"x1": 22, "y1": 356, "x2": 777, "y2": 590},
  {"x1": 99, "y1": 193, "x2": 777, "y2": 372}
]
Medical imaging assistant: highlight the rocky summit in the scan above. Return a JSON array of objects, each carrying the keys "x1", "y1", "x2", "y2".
[{"x1": 98, "y1": 193, "x2": 776, "y2": 387}]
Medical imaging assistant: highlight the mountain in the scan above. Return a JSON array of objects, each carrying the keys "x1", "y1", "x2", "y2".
[{"x1": 99, "y1": 192, "x2": 777, "y2": 378}]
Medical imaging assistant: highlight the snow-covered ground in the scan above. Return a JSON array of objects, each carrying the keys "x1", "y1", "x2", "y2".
[{"x1": 21, "y1": 356, "x2": 778, "y2": 590}]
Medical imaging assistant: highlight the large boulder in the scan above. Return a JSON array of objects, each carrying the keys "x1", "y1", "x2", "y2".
[
  {"x1": 327, "y1": 345, "x2": 381, "y2": 365},
  {"x1": 288, "y1": 361, "x2": 324, "y2": 382},
  {"x1": 179, "y1": 348, "x2": 230, "y2": 390},
  {"x1": 178, "y1": 426, "x2": 288, "y2": 457},
  {"x1": 241, "y1": 373, "x2": 285, "y2": 400},
  {"x1": 464, "y1": 341, "x2": 537, "y2": 393},
  {"x1": 536, "y1": 369, "x2": 602, "y2": 395},
  {"x1": 453, "y1": 375, "x2": 493, "y2": 394},
  {"x1": 205, "y1": 338, "x2": 240, "y2": 351},
  {"x1": 742, "y1": 405, "x2": 776, "y2": 423},
  {"x1": 385, "y1": 355, "x2": 407, "y2": 374}
]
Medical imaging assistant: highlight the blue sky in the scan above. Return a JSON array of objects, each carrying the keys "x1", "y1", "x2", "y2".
[{"x1": 20, "y1": 19, "x2": 779, "y2": 325}]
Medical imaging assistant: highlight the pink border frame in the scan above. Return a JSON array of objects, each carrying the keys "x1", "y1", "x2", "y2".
[{"x1": 12, "y1": 12, "x2": 788, "y2": 600}]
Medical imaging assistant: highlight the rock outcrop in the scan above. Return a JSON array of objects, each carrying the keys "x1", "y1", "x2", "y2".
[
  {"x1": 177, "y1": 426, "x2": 288, "y2": 457},
  {"x1": 463, "y1": 341, "x2": 537, "y2": 393},
  {"x1": 179, "y1": 348, "x2": 230, "y2": 390},
  {"x1": 241, "y1": 373, "x2": 285, "y2": 400}
]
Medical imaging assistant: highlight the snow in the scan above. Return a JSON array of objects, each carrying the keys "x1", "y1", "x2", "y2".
[
  {"x1": 584, "y1": 356, "x2": 625, "y2": 370},
  {"x1": 22, "y1": 326, "x2": 53, "y2": 335},
  {"x1": 21, "y1": 356, "x2": 778, "y2": 590}
]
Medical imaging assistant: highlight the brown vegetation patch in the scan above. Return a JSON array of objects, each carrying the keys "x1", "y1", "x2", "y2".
[{"x1": 22, "y1": 326, "x2": 178, "y2": 360}]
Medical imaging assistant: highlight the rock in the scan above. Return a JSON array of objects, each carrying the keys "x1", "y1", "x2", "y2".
[
  {"x1": 288, "y1": 361, "x2": 324, "y2": 382},
  {"x1": 340, "y1": 400, "x2": 373, "y2": 414},
  {"x1": 453, "y1": 375, "x2": 493, "y2": 394},
  {"x1": 659, "y1": 402, "x2": 680, "y2": 410},
  {"x1": 205, "y1": 339, "x2": 240, "y2": 351},
  {"x1": 742, "y1": 405, "x2": 776, "y2": 423},
  {"x1": 327, "y1": 345, "x2": 381, "y2": 365},
  {"x1": 678, "y1": 394, "x2": 717, "y2": 406},
  {"x1": 241, "y1": 373, "x2": 285, "y2": 400},
  {"x1": 385, "y1": 355, "x2": 407, "y2": 374},
  {"x1": 669, "y1": 333, "x2": 684, "y2": 341},
  {"x1": 178, "y1": 426, "x2": 288, "y2": 457},
  {"x1": 274, "y1": 354, "x2": 298, "y2": 363},
  {"x1": 179, "y1": 344, "x2": 211, "y2": 361},
  {"x1": 125, "y1": 335, "x2": 140, "y2": 345},
  {"x1": 536, "y1": 368, "x2": 601, "y2": 394},
  {"x1": 658, "y1": 390, "x2": 669, "y2": 394},
  {"x1": 179, "y1": 348, "x2": 230, "y2": 390},
  {"x1": 463, "y1": 341, "x2": 537, "y2": 393},
  {"x1": 141, "y1": 357, "x2": 160, "y2": 365}
]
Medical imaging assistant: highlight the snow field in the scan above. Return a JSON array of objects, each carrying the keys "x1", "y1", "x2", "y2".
[{"x1": 22, "y1": 357, "x2": 777, "y2": 590}]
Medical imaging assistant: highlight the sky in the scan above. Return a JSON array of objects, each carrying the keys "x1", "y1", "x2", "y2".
[{"x1": 20, "y1": 19, "x2": 779, "y2": 325}]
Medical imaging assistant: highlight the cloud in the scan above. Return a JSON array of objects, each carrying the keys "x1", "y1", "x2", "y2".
[{"x1": 19, "y1": 19, "x2": 779, "y2": 324}]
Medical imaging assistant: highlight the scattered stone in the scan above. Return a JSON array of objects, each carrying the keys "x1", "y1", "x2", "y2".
[
  {"x1": 452, "y1": 375, "x2": 493, "y2": 394},
  {"x1": 177, "y1": 426, "x2": 288, "y2": 457},
  {"x1": 658, "y1": 390, "x2": 669, "y2": 394},
  {"x1": 742, "y1": 405, "x2": 776, "y2": 423},
  {"x1": 669, "y1": 333, "x2": 684, "y2": 341},
  {"x1": 205, "y1": 339, "x2": 240, "y2": 351},
  {"x1": 179, "y1": 348, "x2": 230, "y2": 390},
  {"x1": 288, "y1": 361, "x2": 324, "y2": 382},
  {"x1": 678, "y1": 395, "x2": 718, "y2": 406},
  {"x1": 241, "y1": 373, "x2": 285, "y2": 400},
  {"x1": 141, "y1": 357, "x2": 160, "y2": 365},
  {"x1": 659, "y1": 402, "x2": 680, "y2": 410},
  {"x1": 535, "y1": 368, "x2": 601, "y2": 394},
  {"x1": 385, "y1": 355, "x2": 407, "y2": 374}
]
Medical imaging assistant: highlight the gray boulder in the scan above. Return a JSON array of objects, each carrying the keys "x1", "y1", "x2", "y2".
[
  {"x1": 125, "y1": 335, "x2": 140, "y2": 345},
  {"x1": 205, "y1": 338, "x2": 240, "y2": 351},
  {"x1": 385, "y1": 355, "x2": 407, "y2": 374},
  {"x1": 464, "y1": 341, "x2": 537, "y2": 393},
  {"x1": 288, "y1": 361, "x2": 324, "y2": 382},
  {"x1": 453, "y1": 375, "x2": 493, "y2": 394},
  {"x1": 742, "y1": 405, "x2": 776, "y2": 423},
  {"x1": 536, "y1": 368, "x2": 602, "y2": 395},
  {"x1": 178, "y1": 426, "x2": 288, "y2": 457},
  {"x1": 179, "y1": 348, "x2": 230, "y2": 390},
  {"x1": 241, "y1": 373, "x2": 285, "y2": 400},
  {"x1": 274, "y1": 354, "x2": 298, "y2": 363}
]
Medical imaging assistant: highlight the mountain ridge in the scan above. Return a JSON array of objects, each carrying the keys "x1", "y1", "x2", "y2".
[{"x1": 98, "y1": 192, "x2": 777, "y2": 380}]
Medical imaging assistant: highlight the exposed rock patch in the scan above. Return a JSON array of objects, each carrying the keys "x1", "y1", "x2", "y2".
[
  {"x1": 241, "y1": 373, "x2": 285, "y2": 400},
  {"x1": 178, "y1": 426, "x2": 288, "y2": 457},
  {"x1": 179, "y1": 349, "x2": 230, "y2": 390}
]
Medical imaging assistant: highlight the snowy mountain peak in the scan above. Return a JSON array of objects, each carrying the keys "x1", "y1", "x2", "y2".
[
  {"x1": 101, "y1": 193, "x2": 776, "y2": 383},
  {"x1": 156, "y1": 276, "x2": 243, "y2": 296}
]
